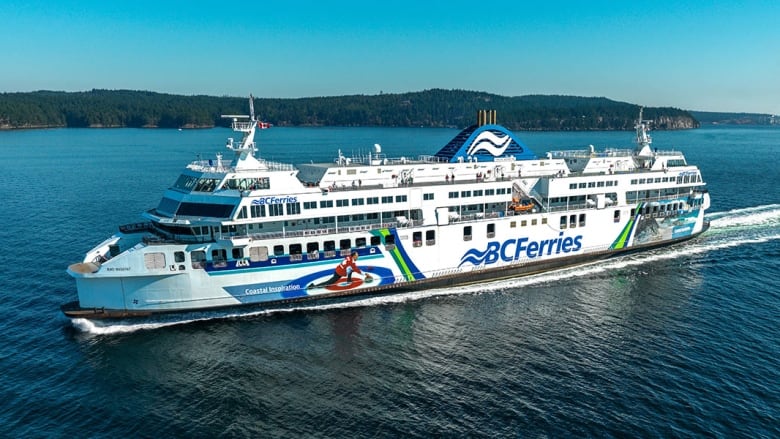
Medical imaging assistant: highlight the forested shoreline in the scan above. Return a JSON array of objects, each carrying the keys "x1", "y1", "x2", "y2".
[{"x1": 0, "y1": 88, "x2": 713, "y2": 131}]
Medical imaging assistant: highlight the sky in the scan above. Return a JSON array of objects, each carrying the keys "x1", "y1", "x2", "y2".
[{"x1": 1, "y1": 0, "x2": 778, "y2": 114}]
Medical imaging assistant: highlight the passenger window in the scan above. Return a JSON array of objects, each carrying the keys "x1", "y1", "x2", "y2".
[
  {"x1": 144, "y1": 253, "x2": 166, "y2": 269},
  {"x1": 191, "y1": 250, "x2": 206, "y2": 269},
  {"x1": 249, "y1": 246, "x2": 268, "y2": 262}
]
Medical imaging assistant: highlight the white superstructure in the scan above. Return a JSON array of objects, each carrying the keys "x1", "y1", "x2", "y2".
[{"x1": 63, "y1": 100, "x2": 710, "y2": 318}]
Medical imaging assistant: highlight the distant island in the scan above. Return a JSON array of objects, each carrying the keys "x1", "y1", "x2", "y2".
[
  {"x1": 689, "y1": 111, "x2": 777, "y2": 125},
  {"x1": 0, "y1": 88, "x2": 771, "y2": 131}
]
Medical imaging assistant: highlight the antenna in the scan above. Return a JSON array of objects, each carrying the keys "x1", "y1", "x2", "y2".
[{"x1": 249, "y1": 94, "x2": 255, "y2": 121}]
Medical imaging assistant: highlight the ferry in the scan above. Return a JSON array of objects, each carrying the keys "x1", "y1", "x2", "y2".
[{"x1": 62, "y1": 98, "x2": 710, "y2": 319}]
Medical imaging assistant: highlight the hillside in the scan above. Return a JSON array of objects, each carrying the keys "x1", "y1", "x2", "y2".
[{"x1": 0, "y1": 89, "x2": 698, "y2": 131}]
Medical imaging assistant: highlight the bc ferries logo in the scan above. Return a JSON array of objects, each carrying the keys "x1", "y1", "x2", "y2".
[
  {"x1": 459, "y1": 233, "x2": 583, "y2": 267},
  {"x1": 252, "y1": 196, "x2": 297, "y2": 205},
  {"x1": 466, "y1": 131, "x2": 512, "y2": 157}
]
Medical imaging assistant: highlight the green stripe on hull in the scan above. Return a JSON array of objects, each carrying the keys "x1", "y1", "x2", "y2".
[
  {"x1": 611, "y1": 202, "x2": 642, "y2": 250},
  {"x1": 373, "y1": 229, "x2": 416, "y2": 281}
]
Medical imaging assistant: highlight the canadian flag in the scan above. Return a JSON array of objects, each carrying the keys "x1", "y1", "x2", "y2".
[{"x1": 257, "y1": 121, "x2": 270, "y2": 129}]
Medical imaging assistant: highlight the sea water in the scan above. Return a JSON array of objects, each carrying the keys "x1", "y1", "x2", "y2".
[{"x1": 0, "y1": 126, "x2": 778, "y2": 437}]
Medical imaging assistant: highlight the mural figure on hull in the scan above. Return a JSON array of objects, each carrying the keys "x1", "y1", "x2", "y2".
[{"x1": 308, "y1": 251, "x2": 373, "y2": 290}]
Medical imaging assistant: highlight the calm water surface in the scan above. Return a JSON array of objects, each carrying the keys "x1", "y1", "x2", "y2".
[{"x1": 0, "y1": 126, "x2": 778, "y2": 438}]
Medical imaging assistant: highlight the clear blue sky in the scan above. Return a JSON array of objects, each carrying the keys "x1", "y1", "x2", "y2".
[{"x1": 2, "y1": 0, "x2": 778, "y2": 113}]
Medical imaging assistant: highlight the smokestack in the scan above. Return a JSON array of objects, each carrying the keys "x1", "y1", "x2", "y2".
[{"x1": 477, "y1": 110, "x2": 497, "y2": 126}]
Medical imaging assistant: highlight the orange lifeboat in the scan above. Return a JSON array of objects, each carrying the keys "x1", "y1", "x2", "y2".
[{"x1": 509, "y1": 198, "x2": 535, "y2": 213}]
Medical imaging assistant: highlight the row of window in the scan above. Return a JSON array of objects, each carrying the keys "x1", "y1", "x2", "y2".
[
  {"x1": 560, "y1": 214, "x2": 587, "y2": 229},
  {"x1": 569, "y1": 180, "x2": 619, "y2": 190},
  {"x1": 173, "y1": 175, "x2": 271, "y2": 193},
  {"x1": 323, "y1": 195, "x2": 413, "y2": 209},
  {"x1": 448, "y1": 187, "x2": 511, "y2": 199},
  {"x1": 239, "y1": 209, "x2": 418, "y2": 224},
  {"x1": 630, "y1": 174, "x2": 700, "y2": 185}
]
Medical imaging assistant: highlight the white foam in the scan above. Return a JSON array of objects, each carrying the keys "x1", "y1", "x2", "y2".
[{"x1": 708, "y1": 204, "x2": 780, "y2": 228}]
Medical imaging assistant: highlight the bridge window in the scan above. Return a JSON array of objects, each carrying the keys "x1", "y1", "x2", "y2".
[
  {"x1": 426, "y1": 230, "x2": 436, "y2": 245},
  {"x1": 320, "y1": 200, "x2": 333, "y2": 208},
  {"x1": 560, "y1": 216, "x2": 568, "y2": 229}
]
